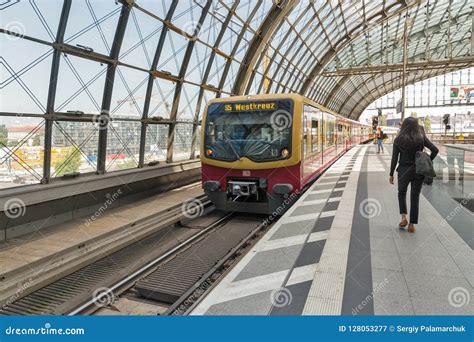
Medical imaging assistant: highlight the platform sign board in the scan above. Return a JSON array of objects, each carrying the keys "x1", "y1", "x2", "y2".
[{"x1": 450, "y1": 85, "x2": 474, "y2": 100}]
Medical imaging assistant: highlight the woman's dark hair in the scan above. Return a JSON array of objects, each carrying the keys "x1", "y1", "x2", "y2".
[{"x1": 396, "y1": 117, "x2": 423, "y2": 148}]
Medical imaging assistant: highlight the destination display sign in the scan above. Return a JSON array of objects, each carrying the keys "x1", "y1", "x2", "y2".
[{"x1": 223, "y1": 102, "x2": 277, "y2": 112}]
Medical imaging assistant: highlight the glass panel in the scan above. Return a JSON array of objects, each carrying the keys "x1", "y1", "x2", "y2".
[
  {"x1": 0, "y1": 118, "x2": 44, "y2": 188},
  {"x1": 119, "y1": 8, "x2": 164, "y2": 70},
  {"x1": 173, "y1": 124, "x2": 193, "y2": 161},
  {"x1": 110, "y1": 67, "x2": 149, "y2": 118},
  {"x1": 144, "y1": 124, "x2": 168, "y2": 164},
  {"x1": 64, "y1": 1, "x2": 121, "y2": 56},
  {"x1": 0, "y1": 0, "x2": 62, "y2": 42},
  {"x1": 106, "y1": 121, "x2": 140, "y2": 171},
  {"x1": 0, "y1": 37, "x2": 53, "y2": 113},
  {"x1": 55, "y1": 55, "x2": 107, "y2": 114},
  {"x1": 51, "y1": 121, "x2": 98, "y2": 177}
]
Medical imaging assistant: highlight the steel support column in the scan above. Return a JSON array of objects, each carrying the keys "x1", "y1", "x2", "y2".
[
  {"x1": 471, "y1": 10, "x2": 474, "y2": 54},
  {"x1": 216, "y1": 1, "x2": 262, "y2": 98},
  {"x1": 231, "y1": 0, "x2": 299, "y2": 95},
  {"x1": 97, "y1": 2, "x2": 132, "y2": 174},
  {"x1": 190, "y1": 1, "x2": 240, "y2": 159},
  {"x1": 401, "y1": 16, "x2": 412, "y2": 121},
  {"x1": 42, "y1": 0, "x2": 72, "y2": 184},
  {"x1": 166, "y1": 0, "x2": 212, "y2": 163},
  {"x1": 138, "y1": 0, "x2": 178, "y2": 167}
]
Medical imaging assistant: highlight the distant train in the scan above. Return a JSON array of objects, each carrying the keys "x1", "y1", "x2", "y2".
[{"x1": 200, "y1": 93, "x2": 370, "y2": 214}]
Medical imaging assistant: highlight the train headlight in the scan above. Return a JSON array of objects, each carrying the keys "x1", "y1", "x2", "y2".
[
  {"x1": 206, "y1": 148, "x2": 213, "y2": 157},
  {"x1": 281, "y1": 148, "x2": 289, "y2": 158}
]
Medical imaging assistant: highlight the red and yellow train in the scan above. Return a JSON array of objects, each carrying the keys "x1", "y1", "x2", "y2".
[{"x1": 200, "y1": 93, "x2": 370, "y2": 214}]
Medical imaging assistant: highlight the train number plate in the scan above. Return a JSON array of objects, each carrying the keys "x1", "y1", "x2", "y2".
[{"x1": 242, "y1": 170, "x2": 251, "y2": 176}]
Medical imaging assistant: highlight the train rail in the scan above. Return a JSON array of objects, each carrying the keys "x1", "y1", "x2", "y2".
[
  {"x1": 0, "y1": 194, "x2": 212, "y2": 315},
  {"x1": 88, "y1": 213, "x2": 269, "y2": 316},
  {"x1": 0, "y1": 206, "x2": 270, "y2": 316}
]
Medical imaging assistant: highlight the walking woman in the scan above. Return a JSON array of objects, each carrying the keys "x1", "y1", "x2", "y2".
[
  {"x1": 376, "y1": 127, "x2": 384, "y2": 154},
  {"x1": 389, "y1": 117, "x2": 438, "y2": 232}
]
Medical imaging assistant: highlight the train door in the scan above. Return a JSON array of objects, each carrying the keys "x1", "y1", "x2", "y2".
[
  {"x1": 302, "y1": 114, "x2": 307, "y2": 161},
  {"x1": 336, "y1": 121, "x2": 344, "y2": 152},
  {"x1": 323, "y1": 112, "x2": 336, "y2": 163},
  {"x1": 302, "y1": 104, "x2": 322, "y2": 181}
]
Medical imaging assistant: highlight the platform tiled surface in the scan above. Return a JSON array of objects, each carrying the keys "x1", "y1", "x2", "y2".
[{"x1": 192, "y1": 145, "x2": 473, "y2": 316}]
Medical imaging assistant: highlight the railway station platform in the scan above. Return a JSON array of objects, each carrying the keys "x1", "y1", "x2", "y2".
[
  {"x1": 0, "y1": 183, "x2": 203, "y2": 308},
  {"x1": 192, "y1": 144, "x2": 473, "y2": 316}
]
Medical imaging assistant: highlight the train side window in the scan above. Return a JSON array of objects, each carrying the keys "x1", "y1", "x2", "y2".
[
  {"x1": 311, "y1": 119, "x2": 318, "y2": 153},
  {"x1": 303, "y1": 115, "x2": 307, "y2": 159},
  {"x1": 324, "y1": 113, "x2": 336, "y2": 148}
]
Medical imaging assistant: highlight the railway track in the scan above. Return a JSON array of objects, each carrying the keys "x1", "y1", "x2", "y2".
[{"x1": 0, "y1": 205, "x2": 270, "y2": 316}]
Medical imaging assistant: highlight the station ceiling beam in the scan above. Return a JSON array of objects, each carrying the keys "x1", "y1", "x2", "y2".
[
  {"x1": 322, "y1": 56, "x2": 474, "y2": 76},
  {"x1": 231, "y1": 0, "x2": 299, "y2": 95}
]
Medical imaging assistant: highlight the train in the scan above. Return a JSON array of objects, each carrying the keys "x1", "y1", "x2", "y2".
[{"x1": 200, "y1": 93, "x2": 370, "y2": 214}]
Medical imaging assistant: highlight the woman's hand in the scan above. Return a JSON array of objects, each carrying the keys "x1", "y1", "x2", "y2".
[{"x1": 389, "y1": 176, "x2": 394, "y2": 184}]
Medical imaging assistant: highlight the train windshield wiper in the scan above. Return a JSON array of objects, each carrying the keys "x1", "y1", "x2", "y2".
[{"x1": 223, "y1": 135, "x2": 240, "y2": 160}]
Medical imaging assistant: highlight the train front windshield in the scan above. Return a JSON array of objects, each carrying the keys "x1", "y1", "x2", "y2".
[{"x1": 204, "y1": 100, "x2": 293, "y2": 162}]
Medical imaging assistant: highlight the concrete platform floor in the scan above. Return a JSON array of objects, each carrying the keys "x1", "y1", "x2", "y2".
[
  {"x1": 192, "y1": 144, "x2": 473, "y2": 316},
  {"x1": 0, "y1": 183, "x2": 203, "y2": 306}
]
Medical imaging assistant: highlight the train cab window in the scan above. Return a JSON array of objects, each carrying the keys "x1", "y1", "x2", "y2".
[{"x1": 203, "y1": 99, "x2": 293, "y2": 162}]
